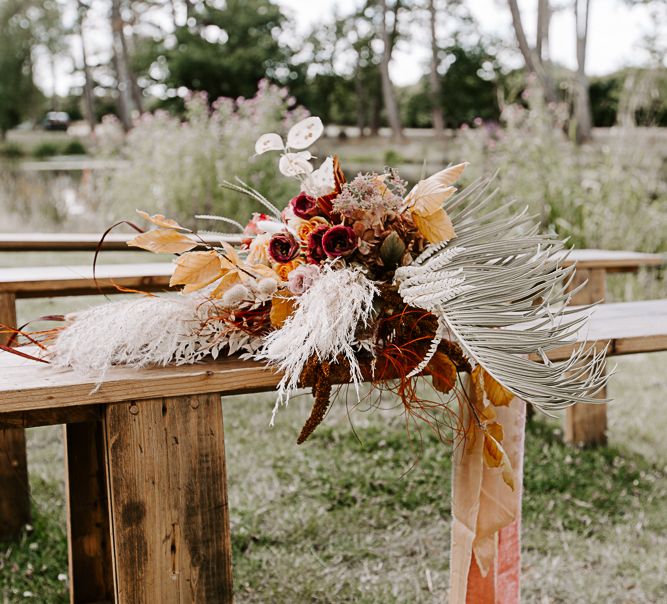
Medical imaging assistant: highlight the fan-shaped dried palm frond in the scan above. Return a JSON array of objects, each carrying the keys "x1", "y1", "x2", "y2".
[{"x1": 395, "y1": 176, "x2": 609, "y2": 414}]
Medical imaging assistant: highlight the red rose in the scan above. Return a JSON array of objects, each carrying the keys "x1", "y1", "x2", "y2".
[
  {"x1": 290, "y1": 193, "x2": 319, "y2": 219},
  {"x1": 306, "y1": 225, "x2": 329, "y2": 264},
  {"x1": 322, "y1": 225, "x2": 358, "y2": 258},
  {"x1": 268, "y1": 232, "x2": 300, "y2": 263}
]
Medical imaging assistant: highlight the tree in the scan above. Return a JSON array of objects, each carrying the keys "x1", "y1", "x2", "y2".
[
  {"x1": 75, "y1": 0, "x2": 96, "y2": 134},
  {"x1": 154, "y1": 0, "x2": 290, "y2": 101},
  {"x1": 428, "y1": 0, "x2": 445, "y2": 137},
  {"x1": 573, "y1": 0, "x2": 592, "y2": 142},
  {"x1": 31, "y1": 0, "x2": 67, "y2": 108},
  {"x1": 0, "y1": 1, "x2": 42, "y2": 138},
  {"x1": 506, "y1": 0, "x2": 556, "y2": 102},
  {"x1": 378, "y1": 0, "x2": 405, "y2": 140}
]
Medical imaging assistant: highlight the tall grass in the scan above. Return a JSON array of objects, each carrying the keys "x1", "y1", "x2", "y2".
[{"x1": 458, "y1": 84, "x2": 667, "y2": 254}]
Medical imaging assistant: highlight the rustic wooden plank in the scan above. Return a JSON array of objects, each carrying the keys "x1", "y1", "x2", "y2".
[
  {"x1": 564, "y1": 268, "x2": 608, "y2": 446},
  {"x1": 1, "y1": 300, "x2": 666, "y2": 416},
  {"x1": 65, "y1": 422, "x2": 114, "y2": 604},
  {"x1": 0, "y1": 358, "x2": 280, "y2": 414},
  {"x1": 0, "y1": 291, "x2": 31, "y2": 541},
  {"x1": 0, "y1": 233, "x2": 236, "y2": 253},
  {"x1": 0, "y1": 406, "x2": 101, "y2": 429},
  {"x1": 559, "y1": 249, "x2": 664, "y2": 271},
  {"x1": 104, "y1": 394, "x2": 233, "y2": 604},
  {"x1": 0, "y1": 263, "x2": 174, "y2": 298}
]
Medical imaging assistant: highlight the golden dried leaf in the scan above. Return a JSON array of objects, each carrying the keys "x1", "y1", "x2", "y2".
[
  {"x1": 170, "y1": 251, "x2": 224, "y2": 292},
  {"x1": 128, "y1": 229, "x2": 198, "y2": 254},
  {"x1": 428, "y1": 352, "x2": 457, "y2": 393},
  {"x1": 270, "y1": 294, "x2": 296, "y2": 328},
  {"x1": 209, "y1": 271, "x2": 242, "y2": 299},
  {"x1": 470, "y1": 365, "x2": 485, "y2": 413},
  {"x1": 412, "y1": 208, "x2": 457, "y2": 244},
  {"x1": 483, "y1": 369, "x2": 514, "y2": 407},
  {"x1": 136, "y1": 210, "x2": 189, "y2": 231},
  {"x1": 482, "y1": 426, "x2": 515, "y2": 490}
]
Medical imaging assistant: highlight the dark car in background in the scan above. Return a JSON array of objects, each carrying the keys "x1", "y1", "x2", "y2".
[{"x1": 42, "y1": 111, "x2": 70, "y2": 131}]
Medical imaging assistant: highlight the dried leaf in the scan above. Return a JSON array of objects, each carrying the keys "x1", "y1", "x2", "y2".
[
  {"x1": 209, "y1": 271, "x2": 242, "y2": 299},
  {"x1": 483, "y1": 369, "x2": 514, "y2": 407},
  {"x1": 470, "y1": 365, "x2": 485, "y2": 413},
  {"x1": 428, "y1": 351, "x2": 457, "y2": 393},
  {"x1": 379, "y1": 232, "x2": 406, "y2": 269},
  {"x1": 136, "y1": 210, "x2": 189, "y2": 231},
  {"x1": 270, "y1": 294, "x2": 296, "y2": 328},
  {"x1": 412, "y1": 208, "x2": 456, "y2": 244},
  {"x1": 170, "y1": 251, "x2": 223, "y2": 292},
  {"x1": 286, "y1": 116, "x2": 324, "y2": 149},
  {"x1": 482, "y1": 426, "x2": 515, "y2": 490},
  {"x1": 128, "y1": 229, "x2": 197, "y2": 254}
]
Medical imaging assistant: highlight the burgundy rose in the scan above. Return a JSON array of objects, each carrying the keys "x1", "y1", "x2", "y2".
[
  {"x1": 290, "y1": 192, "x2": 319, "y2": 219},
  {"x1": 322, "y1": 225, "x2": 358, "y2": 258},
  {"x1": 268, "y1": 232, "x2": 299, "y2": 263},
  {"x1": 306, "y1": 225, "x2": 329, "y2": 264}
]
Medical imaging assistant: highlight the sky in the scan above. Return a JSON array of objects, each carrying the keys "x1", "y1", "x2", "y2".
[{"x1": 38, "y1": 0, "x2": 665, "y2": 97}]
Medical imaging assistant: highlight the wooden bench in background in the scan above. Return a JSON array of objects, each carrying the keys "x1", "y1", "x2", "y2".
[
  {"x1": 1, "y1": 299, "x2": 666, "y2": 603},
  {"x1": 0, "y1": 263, "x2": 174, "y2": 541},
  {"x1": 558, "y1": 250, "x2": 664, "y2": 446}
]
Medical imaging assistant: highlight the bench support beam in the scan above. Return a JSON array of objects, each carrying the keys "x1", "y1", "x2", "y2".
[
  {"x1": 565, "y1": 268, "x2": 608, "y2": 446},
  {"x1": 65, "y1": 421, "x2": 114, "y2": 603},
  {"x1": 103, "y1": 393, "x2": 233, "y2": 604},
  {"x1": 0, "y1": 292, "x2": 31, "y2": 541}
]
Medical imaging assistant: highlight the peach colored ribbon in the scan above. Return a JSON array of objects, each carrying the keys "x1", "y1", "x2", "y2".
[{"x1": 449, "y1": 396, "x2": 526, "y2": 604}]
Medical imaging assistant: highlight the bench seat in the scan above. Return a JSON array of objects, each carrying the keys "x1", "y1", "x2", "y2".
[{"x1": 0, "y1": 262, "x2": 174, "y2": 298}]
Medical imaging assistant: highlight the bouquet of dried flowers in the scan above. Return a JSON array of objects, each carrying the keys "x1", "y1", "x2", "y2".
[{"x1": 6, "y1": 117, "x2": 607, "y2": 486}]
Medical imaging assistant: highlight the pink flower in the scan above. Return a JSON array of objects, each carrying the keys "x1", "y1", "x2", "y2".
[
  {"x1": 243, "y1": 212, "x2": 270, "y2": 246},
  {"x1": 322, "y1": 225, "x2": 358, "y2": 258},
  {"x1": 287, "y1": 264, "x2": 320, "y2": 294},
  {"x1": 289, "y1": 192, "x2": 319, "y2": 219},
  {"x1": 268, "y1": 232, "x2": 299, "y2": 263}
]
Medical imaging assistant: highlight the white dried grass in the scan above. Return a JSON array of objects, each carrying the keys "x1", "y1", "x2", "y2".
[
  {"x1": 49, "y1": 295, "x2": 201, "y2": 376},
  {"x1": 258, "y1": 266, "x2": 378, "y2": 424}
]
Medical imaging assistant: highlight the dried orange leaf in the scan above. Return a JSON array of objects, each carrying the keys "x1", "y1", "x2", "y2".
[
  {"x1": 412, "y1": 208, "x2": 456, "y2": 244},
  {"x1": 209, "y1": 271, "x2": 242, "y2": 299},
  {"x1": 483, "y1": 428, "x2": 515, "y2": 490},
  {"x1": 170, "y1": 251, "x2": 223, "y2": 291},
  {"x1": 136, "y1": 210, "x2": 189, "y2": 231},
  {"x1": 428, "y1": 351, "x2": 457, "y2": 393},
  {"x1": 270, "y1": 294, "x2": 296, "y2": 328},
  {"x1": 470, "y1": 365, "x2": 485, "y2": 412},
  {"x1": 128, "y1": 229, "x2": 197, "y2": 254},
  {"x1": 483, "y1": 369, "x2": 514, "y2": 407}
]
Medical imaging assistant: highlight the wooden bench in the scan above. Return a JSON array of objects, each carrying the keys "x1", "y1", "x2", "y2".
[
  {"x1": 559, "y1": 250, "x2": 664, "y2": 446},
  {"x1": 0, "y1": 232, "x2": 235, "y2": 252},
  {"x1": 0, "y1": 263, "x2": 173, "y2": 541},
  {"x1": 1, "y1": 299, "x2": 666, "y2": 602}
]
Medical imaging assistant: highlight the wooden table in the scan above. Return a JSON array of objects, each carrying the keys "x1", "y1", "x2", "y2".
[{"x1": 1, "y1": 300, "x2": 666, "y2": 602}]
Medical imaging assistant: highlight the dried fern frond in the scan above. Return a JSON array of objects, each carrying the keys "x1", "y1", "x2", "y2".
[{"x1": 395, "y1": 176, "x2": 608, "y2": 414}]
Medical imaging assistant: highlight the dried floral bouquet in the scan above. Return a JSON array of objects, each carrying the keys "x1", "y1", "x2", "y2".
[{"x1": 6, "y1": 117, "x2": 607, "y2": 485}]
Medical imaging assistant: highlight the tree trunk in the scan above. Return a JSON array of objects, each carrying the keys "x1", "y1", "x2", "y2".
[
  {"x1": 428, "y1": 0, "x2": 444, "y2": 137},
  {"x1": 111, "y1": 0, "x2": 134, "y2": 131},
  {"x1": 507, "y1": 0, "x2": 556, "y2": 102},
  {"x1": 574, "y1": 0, "x2": 592, "y2": 143},
  {"x1": 77, "y1": 1, "x2": 96, "y2": 135},
  {"x1": 379, "y1": 0, "x2": 404, "y2": 141}
]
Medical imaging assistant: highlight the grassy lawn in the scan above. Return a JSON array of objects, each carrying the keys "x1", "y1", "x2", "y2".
[{"x1": 1, "y1": 251, "x2": 666, "y2": 602}]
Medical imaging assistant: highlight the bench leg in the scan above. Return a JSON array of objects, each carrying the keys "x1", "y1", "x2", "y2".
[
  {"x1": 65, "y1": 421, "x2": 114, "y2": 603},
  {"x1": 103, "y1": 393, "x2": 233, "y2": 604},
  {"x1": 564, "y1": 268, "x2": 608, "y2": 446},
  {"x1": 0, "y1": 292, "x2": 31, "y2": 541}
]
